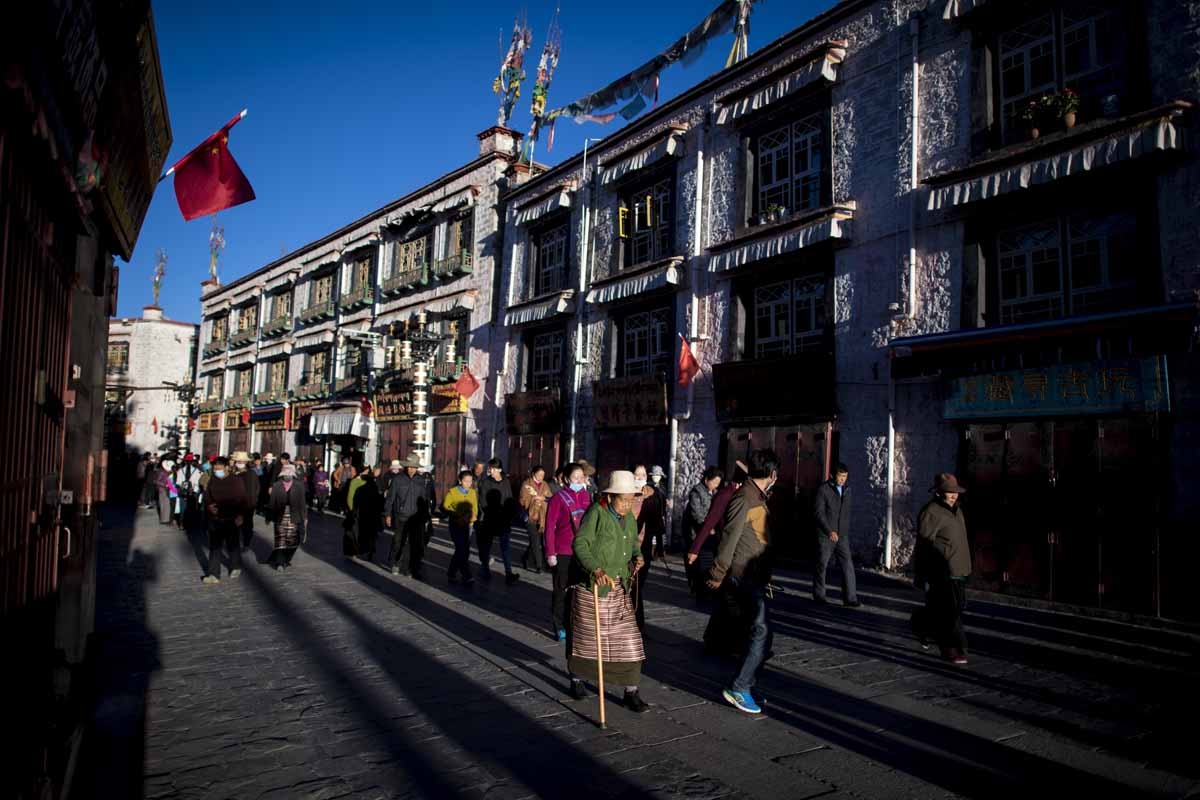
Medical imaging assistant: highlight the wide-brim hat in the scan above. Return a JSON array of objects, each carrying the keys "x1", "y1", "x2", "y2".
[
  {"x1": 230, "y1": 451, "x2": 250, "y2": 463},
  {"x1": 931, "y1": 472, "x2": 967, "y2": 494},
  {"x1": 650, "y1": 465, "x2": 665, "y2": 478},
  {"x1": 603, "y1": 470, "x2": 639, "y2": 495},
  {"x1": 577, "y1": 459, "x2": 596, "y2": 477},
  {"x1": 279, "y1": 464, "x2": 297, "y2": 479},
  {"x1": 399, "y1": 453, "x2": 425, "y2": 469}
]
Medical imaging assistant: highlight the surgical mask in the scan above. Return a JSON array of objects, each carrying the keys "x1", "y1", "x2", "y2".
[
  {"x1": 213, "y1": 470, "x2": 227, "y2": 479},
  {"x1": 569, "y1": 482, "x2": 586, "y2": 493},
  {"x1": 391, "y1": 467, "x2": 400, "y2": 473},
  {"x1": 633, "y1": 479, "x2": 647, "y2": 490},
  {"x1": 201, "y1": 463, "x2": 211, "y2": 472}
]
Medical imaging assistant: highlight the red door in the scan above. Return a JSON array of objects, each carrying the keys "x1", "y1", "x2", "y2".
[
  {"x1": 258, "y1": 430, "x2": 284, "y2": 458},
  {"x1": 201, "y1": 431, "x2": 221, "y2": 459},
  {"x1": 507, "y1": 433, "x2": 560, "y2": 493},
  {"x1": 227, "y1": 430, "x2": 251, "y2": 454}
]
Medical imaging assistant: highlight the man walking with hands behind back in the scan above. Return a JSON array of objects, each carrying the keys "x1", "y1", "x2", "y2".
[{"x1": 813, "y1": 463, "x2": 860, "y2": 607}]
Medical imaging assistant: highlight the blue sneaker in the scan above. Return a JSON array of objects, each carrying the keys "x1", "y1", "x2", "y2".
[
  {"x1": 556, "y1": 629, "x2": 567, "y2": 642},
  {"x1": 723, "y1": 689, "x2": 762, "y2": 714}
]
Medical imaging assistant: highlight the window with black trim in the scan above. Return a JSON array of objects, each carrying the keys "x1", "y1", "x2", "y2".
[
  {"x1": 237, "y1": 303, "x2": 257, "y2": 331},
  {"x1": 621, "y1": 306, "x2": 672, "y2": 378},
  {"x1": 618, "y1": 171, "x2": 674, "y2": 269},
  {"x1": 753, "y1": 110, "x2": 828, "y2": 219},
  {"x1": 235, "y1": 368, "x2": 253, "y2": 397},
  {"x1": 106, "y1": 342, "x2": 129, "y2": 372},
  {"x1": 207, "y1": 373, "x2": 224, "y2": 399},
  {"x1": 310, "y1": 274, "x2": 333, "y2": 306},
  {"x1": 993, "y1": 209, "x2": 1139, "y2": 325},
  {"x1": 393, "y1": 231, "x2": 432, "y2": 277},
  {"x1": 750, "y1": 274, "x2": 827, "y2": 359},
  {"x1": 269, "y1": 291, "x2": 291, "y2": 320},
  {"x1": 268, "y1": 359, "x2": 288, "y2": 392},
  {"x1": 527, "y1": 329, "x2": 565, "y2": 391},
  {"x1": 447, "y1": 212, "x2": 474, "y2": 259},
  {"x1": 438, "y1": 313, "x2": 470, "y2": 367},
  {"x1": 995, "y1": 4, "x2": 1132, "y2": 144},
  {"x1": 303, "y1": 350, "x2": 329, "y2": 385},
  {"x1": 210, "y1": 315, "x2": 227, "y2": 343},
  {"x1": 532, "y1": 218, "x2": 569, "y2": 296}
]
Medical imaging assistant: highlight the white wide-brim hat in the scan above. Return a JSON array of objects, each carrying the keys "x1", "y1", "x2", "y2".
[{"x1": 603, "y1": 470, "x2": 639, "y2": 495}]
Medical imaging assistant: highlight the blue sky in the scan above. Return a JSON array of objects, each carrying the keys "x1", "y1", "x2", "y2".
[{"x1": 122, "y1": 0, "x2": 833, "y2": 321}]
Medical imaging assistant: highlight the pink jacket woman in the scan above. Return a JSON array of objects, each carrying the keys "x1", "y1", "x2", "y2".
[{"x1": 543, "y1": 484, "x2": 592, "y2": 558}]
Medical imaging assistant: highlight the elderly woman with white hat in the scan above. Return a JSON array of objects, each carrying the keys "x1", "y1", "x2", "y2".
[{"x1": 567, "y1": 470, "x2": 649, "y2": 713}]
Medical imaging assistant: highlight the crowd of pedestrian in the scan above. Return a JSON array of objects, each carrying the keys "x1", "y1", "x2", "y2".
[{"x1": 126, "y1": 439, "x2": 974, "y2": 720}]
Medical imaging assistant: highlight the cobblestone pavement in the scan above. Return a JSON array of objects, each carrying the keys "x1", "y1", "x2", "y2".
[{"x1": 78, "y1": 507, "x2": 1200, "y2": 799}]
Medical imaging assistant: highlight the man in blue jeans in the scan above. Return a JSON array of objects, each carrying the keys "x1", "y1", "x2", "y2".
[{"x1": 707, "y1": 448, "x2": 779, "y2": 715}]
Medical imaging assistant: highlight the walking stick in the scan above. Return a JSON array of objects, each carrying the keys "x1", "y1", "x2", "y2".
[{"x1": 592, "y1": 582, "x2": 606, "y2": 729}]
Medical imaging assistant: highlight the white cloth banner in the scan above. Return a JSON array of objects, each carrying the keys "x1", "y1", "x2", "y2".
[
  {"x1": 514, "y1": 190, "x2": 572, "y2": 226},
  {"x1": 586, "y1": 262, "x2": 681, "y2": 304},
  {"x1": 717, "y1": 47, "x2": 845, "y2": 125},
  {"x1": 707, "y1": 217, "x2": 850, "y2": 273},
  {"x1": 504, "y1": 291, "x2": 575, "y2": 326},
  {"x1": 928, "y1": 119, "x2": 1183, "y2": 210},
  {"x1": 599, "y1": 131, "x2": 684, "y2": 186},
  {"x1": 309, "y1": 408, "x2": 372, "y2": 439}
]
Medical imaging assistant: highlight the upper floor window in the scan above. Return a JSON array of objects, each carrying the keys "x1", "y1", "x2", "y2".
[
  {"x1": 208, "y1": 373, "x2": 224, "y2": 399},
  {"x1": 622, "y1": 307, "x2": 672, "y2": 378},
  {"x1": 528, "y1": 330, "x2": 564, "y2": 391},
  {"x1": 533, "y1": 221, "x2": 568, "y2": 296},
  {"x1": 995, "y1": 209, "x2": 1137, "y2": 325},
  {"x1": 447, "y1": 212, "x2": 474, "y2": 259},
  {"x1": 267, "y1": 359, "x2": 288, "y2": 391},
  {"x1": 235, "y1": 368, "x2": 253, "y2": 397},
  {"x1": 237, "y1": 304, "x2": 257, "y2": 331},
  {"x1": 106, "y1": 342, "x2": 129, "y2": 372},
  {"x1": 997, "y1": 5, "x2": 1128, "y2": 143},
  {"x1": 210, "y1": 316, "x2": 227, "y2": 342},
  {"x1": 310, "y1": 274, "x2": 333, "y2": 307},
  {"x1": 439, "y1": 314, "x2": 470, "y2": 366},
  {"x1": 751, "y1": 275, "x2": 827, "y2": 359},
  {"x1": 755, "y1": 112, "x2": 827, "y2": 218},
  {"x1": 393, "y1": 233, "x2": 432, "y2": 277},
  {"x1": 269, "y1": 291, "x2": 292, "y2": 320},
  {"x1": 348, "y1": 255, "x2": 373, "y2": 292},
  {"x1": 619, "y1": 174, "x2": 674, "y2": 269},
  {"x1": 304, "y1": 350, "x2": 328, "y2": 384}
]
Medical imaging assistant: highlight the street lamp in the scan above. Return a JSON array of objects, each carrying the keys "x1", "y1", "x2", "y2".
[{"x1": 405, "y1": 310, "x2": 446, "y2": 466}]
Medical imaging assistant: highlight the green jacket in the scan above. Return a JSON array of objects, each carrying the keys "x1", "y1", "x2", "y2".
[{"x1": 572, "y1": 502, "x2": 641, "y2": 597}]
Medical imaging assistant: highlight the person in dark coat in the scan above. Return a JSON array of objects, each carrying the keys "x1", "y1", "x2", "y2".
[
  {"x1": 202, "y1": 457, "x2": 253, "y2": 583},
  {"x1": 352, "y1": 469, "x2": 385, "y2": 563},
  {"x1": 268, "y1": 464, "x2": 306, "y2": 569},
  {"x1": 231, "y1": 451, "x2": 259, "y2": 550},
  {"x1": 684, "y1": 466, "x2": 723, "y2": 595},
  {"x1": 813, "y1": 463, "x2": 860, "y2": 607},
  {"x1": 477, "y1": 458, "x2": 519, "y2": 584},
  {"x1": 385, "y1": 454, "x2": 437, "y2": 578},
  {"x1": 914, "y1": 473, "x2": 972, "y2": 665}
]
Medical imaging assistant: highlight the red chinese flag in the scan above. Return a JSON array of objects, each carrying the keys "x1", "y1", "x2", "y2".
[
  {"x1": 454, "y1": 366, "x2": 481, "y2": 398},
  {"x1": 678, "y1": 334, "x2": 701, "y2": 387},
  {"x1": 169, "y1": 110, "x2": 256, "y2": 221}
]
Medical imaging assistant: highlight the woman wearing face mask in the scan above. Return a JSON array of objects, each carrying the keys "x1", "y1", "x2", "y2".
[
  {"x1": 567, "y1": 470, "x2": 649, "y2": 712},
  {"x1": 268, "y1": 464, "x2": 308, "y2": 570},
  {"x1": 543, "y1": 463, "x2": 592, "y2": 642},
  {"x1": 629, "y1": 464, "x2": 664, "y2": 631}
]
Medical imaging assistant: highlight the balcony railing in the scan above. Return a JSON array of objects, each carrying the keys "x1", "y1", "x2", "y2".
[
  {"x1": 226, "y1": 394, "x2": 251, "y2": 409},
  {"x1": 338, "y1": 284, "x2": 374, "y2": 312},
  {"x1": 431, "y1": 250, "x2": 473, "y2": 280},
  {"x1": 299, "y1": 298, "x2": 336, "y2": 324},
  {"x1": 261, "y1": 314, "x2": 292, "y2": 338},
  {"x1": 202, "y1": 339, "x2": 226, "y2": 357},
  {"x1": 293, "y1": 380, "x2": 330, "y2": 400},
  {"x1": 382, "y1": 263, "x2": 429, "y2": 296},
  {"x1": 430, "y1": 358, "x2": 464, "y2": 381},
  {"x1": 197, "y1": 397, "x2": 224, "y2": 413},
  {"x1": 229, "y1": 328, "x2": 257, "y2": 348},
  {"x1": 254, "y1": 388, "x2": 289, "y2": 406},
  {"x1": 105, "y1": 363, "x2": 129, "y2": 375}
]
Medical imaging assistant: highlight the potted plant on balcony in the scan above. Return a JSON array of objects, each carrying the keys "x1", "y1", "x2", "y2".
[
  {"x1": 1052, "y1": 88, "x2": 1080, "y2": 130},
  {"x1": 1019, "y1": 97, "x2": 1049, "y2": 140},
  {"x1": 759, "y1": 203, "x2": 788, "y2": 225}
]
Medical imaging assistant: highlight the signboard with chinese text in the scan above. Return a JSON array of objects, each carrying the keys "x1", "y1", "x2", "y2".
[
  {"x1": 196, "y1": 412, "x2": 221, "y2": 432},
  {"x1": 251, "y1": 406, "x2": 288, "y2": 432},
  {"x1": 224, "y1": 409, "x2": 249, "y2": 430},
  {"x1": 944, "y1": 357, "x2": 1169, "y2": 420},
  {"x1": 374, "y1": 390, "x2": 415, "y2": 423},
  {"x1": 593, "y1": 375, "x2": 668, "y2": 429},
  {"x1": 431, "y1": 384, "x2": 468, "y2": 415},
  {"x1": 289, "y1": 400, "x2": 322, "y2": 431},
  {"x1": 505, "y1": 390, "x2": 561, "y2": 434}
]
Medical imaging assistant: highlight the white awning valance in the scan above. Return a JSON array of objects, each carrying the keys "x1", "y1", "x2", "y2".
[
  {"x1": 257, "y1": 341, "x2": 293, "y2": 360},
  {"x1": 293, "y1": 329, "x2": 335, "y2": 350},
  {"x1": 309, "y1": 405, "x2": 372, "y2": 439},
  {"x1": 199, "y1": 358, "x2": 226, "y2": 375},
  {"x1": 427, "y1": 292, "x2": 477, "y2": 315},
  {"x1": 263, "y1": 271, "x2": 298, "y2": 292},
  {"x1": 717, "y1": 42, "x2": 847, "y2": 125},
  {"x1": 927, "y1": 117, "x2": 1184, "y2": 211},
  {"x1": 432, "y1": 187, "x2": 478, "y2": 214},
  {"x1": 504, "y1": 291, "x2": 575, "y2": 326},
  {"x1": 514, "y1": 189, "x2": 573, "y2": 226},
  {"x1": 229, "y1": 286, "x2": 261, "y2": 308},
  {"x1": 707, "y1": 212, "x2": 852, "y2": 273},
  {"x1": 599, "y1": 130, "x2": 685, "y2": 186},
  {"x1": 943, "y1": 0, "x2": 986, "y2": 20},
  {"x1": 586, "y1": 259, "x2": 683, "y2": 304},
  {"x1": 226, "y1": 350, "x2": 256, "y2": 368},
  {"x1": 385, "y1": 203, "x2": 433, "y2": 231}
]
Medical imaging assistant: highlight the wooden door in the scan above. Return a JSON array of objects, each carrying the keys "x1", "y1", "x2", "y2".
[
  {"x1": 201, "y1": 432, "x2": 221, "y2": 459},
  {"x1": 258, "y1": 430, "x2": 283, "y2": 458},
  {"x1": 376, "y1": 421, "x2": 414, "y2": 465},
  {"x1": 431, "y1": 416, "x2": 464, "y2": 497},
  {"x1": 228, "y1": 430, "x2": 251, "y2": 454},
  {"x1": 507, "y1": 433, "x2": 560, "y2": 494}
]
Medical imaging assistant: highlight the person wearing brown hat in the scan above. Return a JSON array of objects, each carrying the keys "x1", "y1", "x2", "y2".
[
  {"x1": 230, "y1": 451, "x2": 259, "y2": 550},
  {"x1": 385, "y1": 453, "x2": 436, "y2": 578},
  {"x1": 268, "y1": 464, "x2": 307, "y2": 570},
  {"x1": 914, "y1": 473, "x2": 972, "y2": 665}
]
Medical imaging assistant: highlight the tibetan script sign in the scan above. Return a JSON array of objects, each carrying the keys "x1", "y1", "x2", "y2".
[
  {"x1": 196, "y1": 412, "x2": 221, "y2": 432},
  {"x1": 945, "y1": 357, "x2": 1169, "y2": 420},
  {"x1": 506, "y1": 390, "x2": 561, "y2": 434},
  {"x1": 593, "y1": 375, "x2": 668, "y2": 429},
  {"x1": 289, "y1": 400, "x2": 322, "y2": 431},
  {"x1": 374, "y1": 390, "x2": 415, "y2": 423},
  {"x1": 431, "y1": 384, "x2": 468, "y2": 415},
  {"x1": 252, "y1": 406, "x2": 288, "y2": 432}
]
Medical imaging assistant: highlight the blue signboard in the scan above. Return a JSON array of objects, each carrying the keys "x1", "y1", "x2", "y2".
[{"x1": 944, "y1": 357, "x2": 1169, "y2": 419}]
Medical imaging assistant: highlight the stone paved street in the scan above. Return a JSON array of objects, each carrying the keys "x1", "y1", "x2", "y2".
[{"x1": 77, "y1": 508, "x2": 1200, "y2": 799}]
